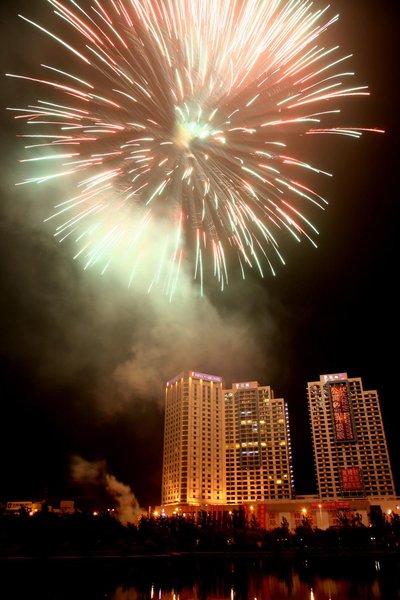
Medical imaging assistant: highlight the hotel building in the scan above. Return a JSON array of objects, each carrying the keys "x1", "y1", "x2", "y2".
[
  {"x1": 162, "y1": 371, "x2": 226, "y2": 506},
  {"x1": 308, "y1": 372, "x2": 396, "y2": 499},
  {"x1": 224, "y1": 381, "x2": 294, "y2": 504}
]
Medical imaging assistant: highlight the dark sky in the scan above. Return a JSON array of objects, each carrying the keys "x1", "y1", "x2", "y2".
[{"x1": 0, "y1": 0, "x2": 398, "y2": 510}]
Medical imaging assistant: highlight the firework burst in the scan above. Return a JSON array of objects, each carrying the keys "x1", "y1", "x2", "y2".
[{"x1": 7, "y1": 0, "x2": 381, "y2": 297}]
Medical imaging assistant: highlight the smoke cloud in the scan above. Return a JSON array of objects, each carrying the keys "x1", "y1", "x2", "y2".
[
  {"x1": 0, "y1": 168, "x2": 280, "y2": 409},
  {"x1": 109, "y1": 282, "x2": 277, "y2": 405},
  {"x1": 70, "y1": 456, "x2": 143, "y2": 525}
]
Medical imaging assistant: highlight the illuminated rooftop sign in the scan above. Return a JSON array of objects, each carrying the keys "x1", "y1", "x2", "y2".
[
  {"x1": 321, "y1": 373, "x2": 347, "y2": 383},
  {"x1": 234, "y1": 381, "x2": 259, "y2": 389},
  {"x1": 190, "y1": 371, "x2": 222, "y2": 383},
  {"x1": 166, "y1": 371, "x2": 222, "y2": 385}
]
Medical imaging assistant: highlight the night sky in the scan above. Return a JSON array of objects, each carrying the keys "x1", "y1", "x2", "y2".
[{"x1": 0, "y1": 0, "x2": 398, "y2": 511}]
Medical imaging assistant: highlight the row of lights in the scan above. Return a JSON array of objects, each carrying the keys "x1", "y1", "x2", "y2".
[{"x1": 152, "y1": 504, "x2": 400, "y2": 519}]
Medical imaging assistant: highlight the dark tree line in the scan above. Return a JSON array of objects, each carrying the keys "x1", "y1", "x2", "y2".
[{"x1": 1, "y1": 506, "x2": 399, "y2": 557}]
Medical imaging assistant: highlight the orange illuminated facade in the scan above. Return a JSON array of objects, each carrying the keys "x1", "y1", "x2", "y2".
[
  {"x1": 162, "y1": 371, "x2": 226, "y2": 506},
  {"x1": 162, "y1": 373, "x2": 294, "y2": 509}
]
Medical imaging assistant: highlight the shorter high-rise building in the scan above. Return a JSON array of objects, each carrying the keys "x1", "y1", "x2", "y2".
[
  {"x1": 224, "y1": 381, "x2": 294, "y2": 503},
  {"x1": 308, "y1": 372, "x2": 395, "y2": 499}
]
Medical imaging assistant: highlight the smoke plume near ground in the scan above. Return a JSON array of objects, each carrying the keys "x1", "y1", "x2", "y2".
[{"x1": 70, "y1": 456, "x2": 143, "y2": 525}]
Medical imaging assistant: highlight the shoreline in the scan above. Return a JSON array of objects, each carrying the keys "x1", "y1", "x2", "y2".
[{"x1": 1, "y1": 548, "x2": 400, "y2": 561}]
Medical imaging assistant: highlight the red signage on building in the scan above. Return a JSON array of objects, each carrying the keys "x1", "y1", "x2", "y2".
[
  {"x1": 329, "y1": 381, "x2": 355, "y2": 441},
  {"x1": 257, "y1": 504, "x2": 267, "y2": 529},
  {"x1": 310, "y1": 501, "x2": 350, "y2": 510},
  {"x1": 340, "y1": 467, "x2": 363, "y2": 491}
]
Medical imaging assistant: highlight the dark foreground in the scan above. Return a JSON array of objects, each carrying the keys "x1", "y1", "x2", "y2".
[
  {"x1": 2, "y1": 509, "x2": 400, "y2": 558},
  {"x1": 1, "y1": 553, "x2": 400, "y2": 600},
  {"x1": 1, "y1": 510, "x2": 400, "y2": 598}
]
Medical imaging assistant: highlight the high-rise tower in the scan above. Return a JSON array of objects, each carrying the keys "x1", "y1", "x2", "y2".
[
  {"x1": 308, "y1": 372, "x2": 395, "y2": 499},
  {"x1": 224, "y1": 381, "x2": 294, "y2": 503},
  {"x1": 162, "y1": 371, "x2": 226, "y2": 507}
]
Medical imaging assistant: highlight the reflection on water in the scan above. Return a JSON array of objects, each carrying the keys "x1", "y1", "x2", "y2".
[
  {"x1": 111, "y1": 575, "x2": 381, "y2": 600},
  {"x1": 1, "y1": 555, "x2": 399, "y2": 600},
  {"x1": 109, "y1": 558, "x2": 389, "y2": 600}
]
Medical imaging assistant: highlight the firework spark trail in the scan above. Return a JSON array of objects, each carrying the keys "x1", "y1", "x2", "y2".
[{"x1": 6, "y1": 0, "x2": 383, "y2": 296}]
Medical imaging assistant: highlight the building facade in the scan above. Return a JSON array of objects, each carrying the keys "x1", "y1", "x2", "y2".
[
  {"x1": 162, "y1": 373, "x2": 294, "y2": 509},
  {"x1": 308, "y1": 372, "x2": 396, "y2": 499},
  {"x1": 224, "y1": 381, "x2": 294, "y2": 504},
  {"x1": 162, "y1": 371, "x2": 226, "y2": 506}
]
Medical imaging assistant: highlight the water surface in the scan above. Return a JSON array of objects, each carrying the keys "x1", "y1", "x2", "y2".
[{"x1": 1, "y1": 554, "x2": 399, "y2": 599}]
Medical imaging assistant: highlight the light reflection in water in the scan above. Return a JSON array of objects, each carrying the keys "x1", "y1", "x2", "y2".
[
  {"x1": 0, "y1": 556, "x2": 394, "y2": 600},
  {"x1": 109, "y1": 562, "x2": 387, "y2": 600}
]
